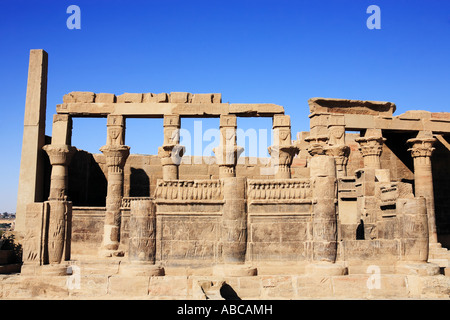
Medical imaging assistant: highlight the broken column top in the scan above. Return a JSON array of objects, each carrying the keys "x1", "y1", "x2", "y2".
[
  {"x1": 57, "y1": 91, "x2": 285, "y2": 118},
  {"x1": 308, "y1": 97, "x2": 396, "y2": 116}
]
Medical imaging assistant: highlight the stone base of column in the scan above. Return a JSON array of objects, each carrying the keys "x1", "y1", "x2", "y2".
[
  {"x1": 119, "y1": 261, "x2": 165, "y2": 277},
  {"x1": 305, "y1": 262, "x2": 348, "y2": 276},
  {"x1": 98, "y1": 249, "x2": 125, "y2": 258},
  {"x1": 212, "y1": 264, "x2": 257, "y2": 277},
  {"x1": 20, "y1": 263, "x2": 70, "y2": 276},
  {"x1": 395, "y1": 262, "x2": 440, "y2": 276}
]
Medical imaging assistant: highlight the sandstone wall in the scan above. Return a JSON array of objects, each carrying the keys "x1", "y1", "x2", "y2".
[{"x1": 68, "y1": 130, "x2": 450, "y2": 259}]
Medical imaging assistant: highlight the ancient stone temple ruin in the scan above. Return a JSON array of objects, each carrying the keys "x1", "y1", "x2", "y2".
[{"x1": 3, "y1": 49, "x2": 450, "y2": 299}]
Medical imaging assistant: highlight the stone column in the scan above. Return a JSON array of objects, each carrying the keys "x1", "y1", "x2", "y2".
[
  {"x1": 309, "y1": 154, "x2": 338, "y2": 263},
  {"x1": 398, "y1": 197, "x2": 429, "y2": 262},
  {"x1": 355, "y1": 129, "x2": 385, "y2": 169},
  {"x1": 42, "y1": 114, "x2": 77, "y2": 264},
  {"x1": 213, "y1": 115, "x2": 244, "y2": 178},
  {"x1": 407, "y1": 131, "x2": 438, "y2": 245},
  {"x1": 128, "y1": 200, "x2": 156, "y2": 262},
  {"x1": 395, "y1": 197, "x2": 439, "y2": 275},
  {"x1": 221, "y1": 177, "x2": 247, "y2": 263},
  {"x1": 158, "y1": 115, "x2": 185, "y2": 180},
  {"x1": 268, "y1": 115, "x2": 299, "y2": 179},
  {"x1": 304, "y1": 133, "x2": 346, "y2": 275},
  {"x1": 212, "y1": 115, "x2": 255, "y2": 276},
  {"x1": 100, "y1": 115, "x2": 130, "y2": 256},
  {"x1": 42, "y1": 144, "x2": 76, "y2": 264},
  {"x1": 121, "y1": 199, "x2": 164, "y2": 276},
  {"x1": 214, "y1": 176, "x2": 256, "y2": 276}
]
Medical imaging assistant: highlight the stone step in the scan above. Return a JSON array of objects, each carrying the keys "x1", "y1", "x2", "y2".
[
  {"x1": 428, "y1": 258, "x2": 449, "y2": 268},
  {"x1": 2, "y1": 272, "x2": 449, "y2": 299}
]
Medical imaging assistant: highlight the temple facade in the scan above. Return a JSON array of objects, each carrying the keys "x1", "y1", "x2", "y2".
[{"x1": 3, "y1": 49, "x2": 450, "y2": 299}]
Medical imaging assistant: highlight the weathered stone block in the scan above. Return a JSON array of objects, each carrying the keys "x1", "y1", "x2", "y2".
[
  {"x1": 261, "y1": 275, "x2": 294, "y2": 298},
  {"x1": 95, "y1": 93, "x2": 116, "y2": 103},
  {"x1": 170, "y1": 92, "x2": 190, "y2": 103},
  {"x1": 237, "y1": 277, "x2": 262, "y2": 298},
  {"x1": 148, "y1": 276, "x2": 188, "y2": 297},
  {"x1": 63, "y1": 91, "x2": 95, "y2": 103},
  {"x1": 191, "y1": 93, "x2": 213, "y2": 104},
  {"x1": 297, "y1": 275, "x2": 333, "y2": 298},
  {"x1": 116, "y1": 93, "x2": 143, "y2": 103},
  {"x1": 108, "y1": 276, "x2": 149, "y2": 296}
]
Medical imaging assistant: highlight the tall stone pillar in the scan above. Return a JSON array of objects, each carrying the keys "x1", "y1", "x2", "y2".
[
  {"x1": 221, "y1": 177, "x2": 247, "y2": 263},
  {"x1": 158, "y1": 115, "x2": 185, "y2": 180},
  {"x1": 407, "y1": 131, "x2": 438, "y2": 245},
  {"x1": 100, "y1": 115, "x2": 130, "y2": 256},
  {"x1": 309, "y1": 154, "x2": 338, "y2": 263},
  {"x1": 355, "y1": 129, "x2": 385, "y2": 169},
  {"x1": 268, "y1": 115, "x2": 299, "y2": 179},
  {"x1": 354, "y1": 129, "x2": 386, "y2": 240},
  {"x1": 214, "y1": 176, "x2": 256, "y2": 276},
  {"x1": 16, "y1": 49, "x2": 48, "y2": 233},
  {"x1": 212, "y1": 115, "x2": 255, "y2": 276},
  {"x1": 304, "y1": 133, "x2": 346, "y2": 275}
]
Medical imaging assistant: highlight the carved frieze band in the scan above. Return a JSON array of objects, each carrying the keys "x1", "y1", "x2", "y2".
[
  {"x1": 247, "y1": 179, "x2": 312, "y2": 200},
  {"x1": 155, "y1": 180, "x2": 223, "y2": 201}
]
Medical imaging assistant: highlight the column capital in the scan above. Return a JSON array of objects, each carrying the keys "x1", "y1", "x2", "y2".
[
  {"x1": 213, "y1": 145, "x2": 244, "y2": 167},
  {"x1": 43, "y1": 144, "x2": 77, "y2": 166},
  {"x1": 355, "y1": 129, "x2": 385, "y2": 169},
  {"x1": 407, "y1": 135, "x2": 436, "y2": 159},
  {"x1": 355, "y1": 135, "x2": 385, "y2": 158},
  {"x1": 305, "y1": 135, "x2": 329, "y2": 156},
  {"x1": 268, "y1": 144, "x2": 299, "y2": 179},
  {"x1": 100, "y1": 145, "x2": 130, "y2": 172},
  {"x1": 158, "y1": 144, "x2": 185, "y2": 165},
  {"x1": 106, "y1": 115, "x2": 125, "y2": 146}
]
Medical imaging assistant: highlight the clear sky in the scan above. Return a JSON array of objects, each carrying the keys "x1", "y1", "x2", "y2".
[{"x1": 0, "y1": 0, "x2": 449, "y2": 212}]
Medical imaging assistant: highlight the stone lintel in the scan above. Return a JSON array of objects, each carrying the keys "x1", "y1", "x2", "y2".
[
  {"x1": 308, "y1": 97, "x2": 396, "y2": 116},
  {"x1": 56, "y1": 102, "x2": 284, "y2": 118},
  {"x1": 308, "y1": 112, "x2": 450, "y2": 134}
]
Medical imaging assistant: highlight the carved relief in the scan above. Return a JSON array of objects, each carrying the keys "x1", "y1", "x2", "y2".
[{"x1": 155, "y1": 180, "x2": 223, "y2": 201}]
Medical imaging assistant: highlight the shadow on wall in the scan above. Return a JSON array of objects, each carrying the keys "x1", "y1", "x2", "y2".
[
  {"x1": 68, "y1": 150, "x2": 107, "y2": 206},
  {"x1": 130, "y1": 168, "x2": 150, "y2": 197},
  {"x1": 432, "y1": 134, "x2": 450, "y2": 249}
]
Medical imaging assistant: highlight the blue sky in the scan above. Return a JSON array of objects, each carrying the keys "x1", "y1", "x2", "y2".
[{"x1": 0, "y1": 0, "x2": 449, "y2": 212}]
